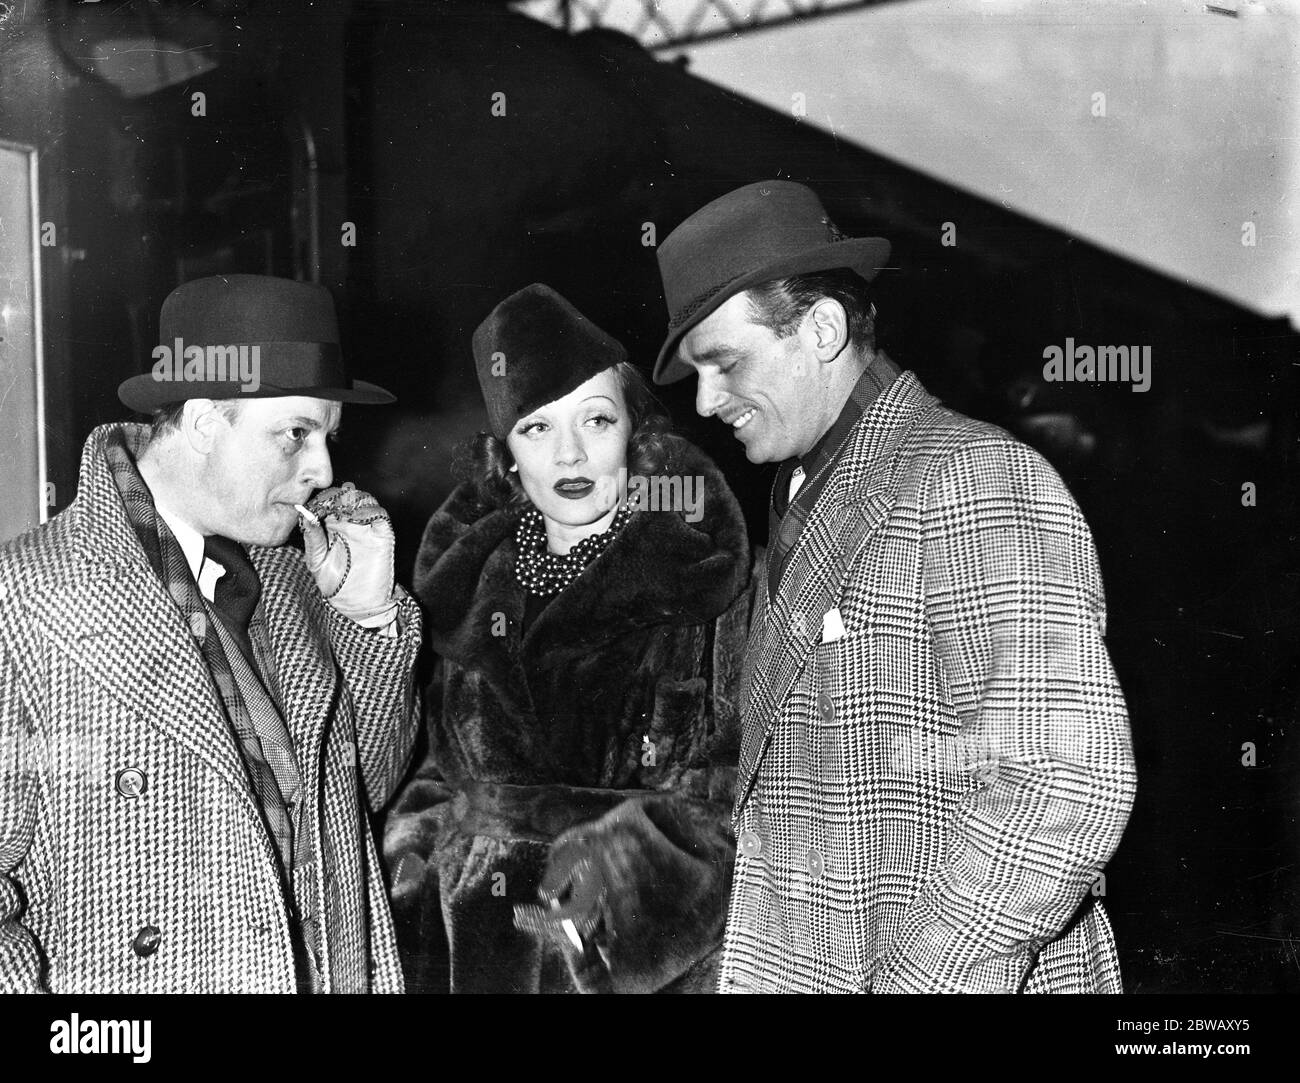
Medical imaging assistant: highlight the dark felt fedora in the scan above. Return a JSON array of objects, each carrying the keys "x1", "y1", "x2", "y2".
[
  {"x1": 118, "y1": 274, "x2": 394, "y2": 413},
  {"x1": 473, "y1": 283, "x2": 627, "y2": 439},
  {"x1": 653, "y1": 181, "x2": 891, "y2": 385}
]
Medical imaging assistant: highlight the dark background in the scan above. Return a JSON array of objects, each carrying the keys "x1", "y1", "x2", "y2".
[{"x1": 2, "y1": 0, "x2": 1297, "y2": 991}]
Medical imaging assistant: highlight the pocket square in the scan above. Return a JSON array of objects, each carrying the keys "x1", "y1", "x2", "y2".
[{"x1": 820, "y1": 607, "x2": 846, "y2": 644}]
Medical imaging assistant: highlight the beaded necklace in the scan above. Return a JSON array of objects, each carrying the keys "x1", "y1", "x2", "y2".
[{"x1": 514, "y1": 503, "x2": 633, "y2": 595}]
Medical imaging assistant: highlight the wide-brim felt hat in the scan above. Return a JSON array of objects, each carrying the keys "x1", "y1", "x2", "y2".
[
  {"x1": 473, "y1": 283, "x2": 627, "y2": 440},
  {"x1": 118, "y1": 274, "x2": 395, "y2": 413},
  {"x1": 653, "y1": 180, "x2": 891, "y2": 385}
]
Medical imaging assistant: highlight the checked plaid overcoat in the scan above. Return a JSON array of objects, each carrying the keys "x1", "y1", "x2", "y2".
[
  {"x1": 719, "y1": 370, "x2": 1137, "y2": 994},
  {"x1": 0, "y1": 424, "x2": 421, "y2": 993}
]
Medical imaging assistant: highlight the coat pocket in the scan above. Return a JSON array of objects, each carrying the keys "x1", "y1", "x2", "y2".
[{"x1": 810, "y1": 632, "x2": 873, "y2": 728}]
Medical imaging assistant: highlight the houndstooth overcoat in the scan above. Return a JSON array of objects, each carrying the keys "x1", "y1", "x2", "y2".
[
  {"x1": 719, "y1": 370, "x2": 1137, "y2": 993},
  {"x1": 0, "y1": 424, "x2": 420, "y2": 993}
]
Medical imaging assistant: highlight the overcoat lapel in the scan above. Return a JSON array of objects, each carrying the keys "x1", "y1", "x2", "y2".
[
  {"x1": 733, "y1": 372, "x2": 939, "y2": 815},
  {"x1": 36, "y1": 430, "x2": 260, "y2": 800},
  {"x1": 39, "y1": 426, "x2": 330, "y2": 809},
  {"x1": 45, "y1": 559, "x2": 255, "y2": 801},
  {"x1": 733, "y1": 487, "x2": 894, "y2": 814}
]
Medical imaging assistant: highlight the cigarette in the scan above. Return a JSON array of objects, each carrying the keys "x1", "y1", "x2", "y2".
[
  {"x1": 294, "y1": 503, "x2": 320, "y2": 526},
  {"x1": 561, "y1": 918, "x2": 583, "y2": 952}
]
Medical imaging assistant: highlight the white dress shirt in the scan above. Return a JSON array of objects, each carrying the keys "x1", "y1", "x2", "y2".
[
  {"x1": 788, "y1": 465, "x2": 806, "y2": 504},
  {"x1": 156, "y1": 504, "x2": 226, "y2": 603}
]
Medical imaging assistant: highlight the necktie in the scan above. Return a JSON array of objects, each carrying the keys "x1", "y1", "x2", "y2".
[
  {"x1": 767, "y1": 459, "x2": 804, "y2": 597},
  {"x1": 204, "y1": 534, "x2": 261, "y2": 668}
]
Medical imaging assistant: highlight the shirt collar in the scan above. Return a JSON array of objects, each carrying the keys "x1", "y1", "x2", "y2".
[
  {"x1": 155, "y1": 503, "x2": 226, "y2": 601},
  {"x1": 774, "y1": 353, "x2": 902, "y2": 513},
  {"x1": 800, "y1": 354, "x2": 901, "y2": 473}
]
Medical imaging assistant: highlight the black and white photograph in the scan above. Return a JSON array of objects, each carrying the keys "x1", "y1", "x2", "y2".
[{"x1": 0, "y1": 0, "x2": 1295, "y2": 1063}]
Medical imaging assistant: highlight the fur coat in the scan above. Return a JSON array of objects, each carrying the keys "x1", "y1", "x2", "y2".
[{"x1": 384, "y1": 435, "x2": 754, "y2": 992}]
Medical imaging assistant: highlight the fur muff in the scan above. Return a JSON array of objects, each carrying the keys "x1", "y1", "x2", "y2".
[
  {"x1": 385, "y1": 434, "x2": 755, "y2": 993},
  {"x1": 530, "y1": 795, "x2": 738, "y2": 994}
]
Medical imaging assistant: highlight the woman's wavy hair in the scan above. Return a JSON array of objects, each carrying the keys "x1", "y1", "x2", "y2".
[{"x1": 457, "y1": 361, "x2": 673, "y2": 513}]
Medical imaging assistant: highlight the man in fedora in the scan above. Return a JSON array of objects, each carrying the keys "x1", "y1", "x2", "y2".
[
  {"x1": 653, "y1": 181, "x2": 1137, "y2": 993},
  {"x1": 0, "y1": 274, "x2": 420, "y2": 992}
]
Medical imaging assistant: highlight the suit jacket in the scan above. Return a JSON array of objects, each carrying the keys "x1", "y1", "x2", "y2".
[
  {"x1": 0, "y1": 424, "x2": 421, "y2": 992},
  {"x1": 720, "y1": 370, "x2": 1137, "y2": 993}
]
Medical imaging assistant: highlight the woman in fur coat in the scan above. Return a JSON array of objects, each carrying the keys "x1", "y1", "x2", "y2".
[{"x1": 383, "y1": 284, "x2": 755, "y2": 993}]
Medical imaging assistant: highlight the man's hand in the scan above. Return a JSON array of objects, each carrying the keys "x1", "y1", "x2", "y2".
[{"x1": 299, "y1": 482, "x2": 398, "y2": 624}]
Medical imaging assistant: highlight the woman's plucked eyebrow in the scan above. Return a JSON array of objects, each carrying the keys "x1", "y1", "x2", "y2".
[{"x1": 516, "y1": 395, "x2": 617, "y2": 427}]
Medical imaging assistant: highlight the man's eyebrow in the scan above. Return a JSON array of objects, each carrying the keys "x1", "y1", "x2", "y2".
[
  {"x1": 688, "y1": 345, "x2": 743, "y2": 366},
  {"x1": 284, "y1": 415, "x2": 341, "y2": 436}
]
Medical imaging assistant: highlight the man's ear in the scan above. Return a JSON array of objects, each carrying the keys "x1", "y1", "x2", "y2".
[
  {"x1": 183, "y1": 399, "x2": 226, "y2": 454},
  {"x1": 807, "y1": 298, "x2": 849, "y2": 361}
]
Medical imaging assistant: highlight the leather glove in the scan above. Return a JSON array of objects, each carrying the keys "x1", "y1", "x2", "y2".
[
  {"x1": 513, "y1": 835, "x2": 613, "y2": 975},
  {"x1": 388, "y1": 852, "x2": 427, "y2": 908},
  {"x1": 299, "y1": 482, "x2": 399, "y2": 625}
]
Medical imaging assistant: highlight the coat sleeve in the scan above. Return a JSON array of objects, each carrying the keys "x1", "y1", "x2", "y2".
[
  {"x1": 0, "y1": 632, "x2": 45, "y2": 991},
  {"x1": 382, "y1": 657, "x2": 453, "y2": 904},
  {"x1": 325, "y1": 587, "x2": 423, "y2": 812},
  {"x1": 872, "y1": 437, "x2": 1136, "y2": 994},
  {"x1": 705, "y1": 544, "x2": 765, "y2": 807}
]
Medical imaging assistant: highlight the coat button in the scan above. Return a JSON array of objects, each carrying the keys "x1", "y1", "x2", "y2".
[
  {"x1": 817, "y1": 692, "x2": 835, "y2": 723},
  {"x1": 132, "y1": 925, "x2": 161, "y2": 957},
  {"x1": 115, "y1": 767, "x2": 147, "y2": 798},
  {"x1": 738, "y1": 829, "x2": 763, "y2": 858},
  {"x1": 808, "y1": 846, "x2": 825, "y2": 878}
]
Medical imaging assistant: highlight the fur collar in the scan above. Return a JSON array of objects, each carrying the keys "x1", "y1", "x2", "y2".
[{"x1": 413, "y1": 435, "x2": 749, "y2": 673}]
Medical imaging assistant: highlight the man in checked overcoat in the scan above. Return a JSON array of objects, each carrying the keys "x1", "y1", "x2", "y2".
[
  {"x1": 0, "y1": 275, "x2": 420, "y2": 992},
  {"x1": 652, "y1": 181, "x2": 1137, "y2": 993}
]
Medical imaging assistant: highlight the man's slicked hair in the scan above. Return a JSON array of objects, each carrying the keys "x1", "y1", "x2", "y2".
[{"x1": 745, "y1": 268, "x2": 878, "y2": 354}]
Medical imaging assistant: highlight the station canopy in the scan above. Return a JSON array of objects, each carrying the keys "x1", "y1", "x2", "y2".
[{"x1": 517, "y1": 0, "x2": 1299, "y2": 327}]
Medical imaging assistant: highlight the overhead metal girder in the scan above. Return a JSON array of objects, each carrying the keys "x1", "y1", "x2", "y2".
[{"x1": 512, "y1": 0, "x2": 903, "y2": 50}]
